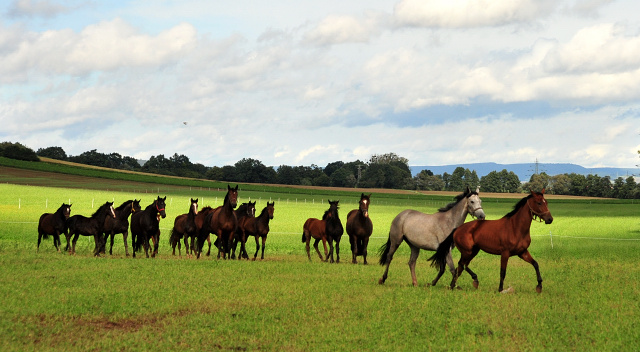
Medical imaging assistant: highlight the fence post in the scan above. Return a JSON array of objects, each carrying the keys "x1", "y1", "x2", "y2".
[
  {"x1": 550, "y1": 232, "x2": 553, "y2": 249},
  {"x1": 18, "y1": 198, "x2": 20, "y2": 209}
]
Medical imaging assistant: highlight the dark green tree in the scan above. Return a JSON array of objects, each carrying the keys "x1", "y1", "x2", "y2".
[{"x1": 36, "y1": 146, "x2": 67, "y2": 160}]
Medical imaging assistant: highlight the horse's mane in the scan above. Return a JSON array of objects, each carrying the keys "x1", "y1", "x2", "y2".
[
  {"x1": 201, "y1": 206, "x2": 213, "y2": 212},
  {"x1": 323, "y1": 204, "x2": 339, "y2": 220},
  {"x1": 115, "y1": 200, "x2": 134, "y2": 211},
  {"x1": 258, "y1": 206, "x2": 270, "y2": 218},
  {"x1": 504, "y1": 194, "x2": 533, "y2": 218},
  {"x1": 438, "y1": 189, "x2": 477, "y2": 213},
  {"x1": 92, "y1": 202, "x2": 111, "y2": 217},
  {"x1": 55, "y1": 203, "x2": 69, "y2": 215}
]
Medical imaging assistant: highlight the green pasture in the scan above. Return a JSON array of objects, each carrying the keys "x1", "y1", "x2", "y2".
[{"x1": 0, "y1": 183, "x2": 639, "y2": 351}]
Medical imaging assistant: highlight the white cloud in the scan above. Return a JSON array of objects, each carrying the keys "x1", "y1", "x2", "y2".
[
  {"x1": 303, "y1": 13, "x2": 382, "y2": 45},
  {"x1": 6, "y1": 0, "x2": 74, "y2": 18},
  {"x1": 392, "y1": 0, "x2": 558, "y2": 28}
]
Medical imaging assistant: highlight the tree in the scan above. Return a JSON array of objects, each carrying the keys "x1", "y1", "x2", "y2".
[
  {"x1": 36, "y1": 146, "x2": 67, "y2": 160},
  {"x1": 415, "y1": 171, "x2": 444, "y2": 191},
  {"x1": 0, "y1": 142, "x2": 39, "y2": 162},
  {"x1": 330, "y1": 167, "x2": 354, "y2": 187},
  {"x1": 313, "y1": 173, "x2": 331, "y2": 187},
  {"x1": 234, "y1": 158, "x2": 275, "y2": 183},
  {"x1": 206, "y1": 166, "x2": 224, "y2": 181},
  {"x1": 524, "y1": 172, "x2": 550, "y2": 192},
  {"x1": 447, "y1": 167, "x2": 479, "y2": 191},
  {"x1": 323, "y1": 161, "x2": 344, "y2": 177},
  {"x1": 276, "y1": 165, "x2": 299, "y2": 185},
  {"x1": 550, "y1": 174, "x2": 571, "y2": 195}
]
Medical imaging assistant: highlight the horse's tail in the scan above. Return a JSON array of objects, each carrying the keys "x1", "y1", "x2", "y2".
[
  {"x1": 301, "y1": 231, "x2": 306, "y2": 243},
  {"x1": 169, "y1": 228, "x2": 176, "y2": 246},
  {"x1": 133, "y1": 233, "x2": 143, "y2": 251},
  {"x1": 378, "y1": 235, "x2": 391, "y2": 266},
  {"x1": 428, "y1": 229, "x2": 456, "y2": 273}
]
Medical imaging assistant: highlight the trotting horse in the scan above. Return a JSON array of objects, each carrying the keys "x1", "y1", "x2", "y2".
[
  {"x1": 379, "y1": 186, "x2": 485, "y2": 287},
  {"x1": 131, "y1": 196, "x2": 167, "y2": 258},
  {"x1": 429, "y1": 190, "x2": 553, "y2": 293},
  {"x1": 302, "y1": 200, "x2": 341, "y2": 262},
  {"x1": 239, "y1": 202, "x2": 275, "y2": 261},
  {"x1": 37, "y1": 203, "x2": 72, "y2": 252},
  {"x1": 169, "y1": 198, "x2": 199, "y2": 256},
  {"x1": 102, "y1": 199, "x2": 141, "y2": 256},
  {"x1": 197, "y1": 185, "x2": 238, "y2": 259},
  {"x1": 66, "y1": 202, "x2": 116, "y2": 256},
  {"x1": 230, "y1": 201, "x2": 256, "y2": 259},
  {"x1": 346, "y1": 193, "x2": 373, "y2": 264}
]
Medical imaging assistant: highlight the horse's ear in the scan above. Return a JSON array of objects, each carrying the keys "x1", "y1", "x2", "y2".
[
  {"x1": 234, "y1": 185, "x2": 239, "y2": 191},
  {"x1": 368, "y1": 193, "x2": 372, "y2": 198},
  {"x1": 475, "y1": 185, "x2": 480, "y2": 193},
  {"x1": 530, "y1": 189, "x2": 535, "y2": 195},
  {"x1": 163, "y1": 196, "x2": 166, "y2": 201},
  {"x1": 541, "y1": 188, "x2": 546, "y2": 194},
  {"x1": 465, "y1": 185, "x2": 470, "y2": 194},
  {"x1": 361, "y1": 193, "x2": 365, "y2": 198}
]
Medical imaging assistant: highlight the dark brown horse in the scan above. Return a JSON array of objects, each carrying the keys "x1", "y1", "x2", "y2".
[
  {"x1": 302, "y1": 200, "x2": 341, "y2": 262},
  {"x1": 66, "y1": 202, "x2": 116, "y2": 256},
  {"x1": 37, "y1": 203, "x2": 72, "y2": 252},
  {"x1": 346, "y1": 193, "x2": 373, "y2": 264},
  {"x1": 192, "y1": 205, "x2": 215, "y2": 257},
  {"x1": 169, "y1": 198, "x2": 199, "y2": 256},
  {"x1": 102, "y1": 199, "x2": 141, "y2": 256},
  {"x1": 429, "y1": 190, "x2": 553, "y2": 293},
  {"x1": 231, "y1": 201, "x2": 256, "y2": 259},
  {"x1": 239, "y1": 202, "x2": 274, "y2": 261},
  {"x1": 197, "y1": 185, "x2": 238, "y2": 259},
  {"x1": 130, "y1": 196, "x2": 167, "y2": 258}
]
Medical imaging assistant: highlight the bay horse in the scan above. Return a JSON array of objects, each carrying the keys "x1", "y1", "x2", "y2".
[
  {"x1": 379, "y1": 186, "x2": 485, "y2": 287},
  {"x1": 346, "y1": 193, "x2": 373, "y2": 264},
  {"x1": 169, "y1": 198, "x2": 199, "y2": 256},
  {"x1": 230, "y1": 201, "x2": 256, "y2": 259},
  {"x1": 192, "y1": 206, "x2": 215, "y2": 257},
  {"x1": 239, "y1": 202, "x2": 275, "y2": 261},
  {"x1": 429, "y1": 190, "x2": 553, "y2": 293},
  {"x1": 130, "y1": 196, "x2": 167, "y2": 258},
  {"x1": 37, "y1": 203, "x2": 72, "y2": 252},
  {"x1": 102, "y1": 199, "x2": 141, "y2": 256},
  {"x1": 197, "y1": 185, "x2": 238, "y2": 259},
  {"x1": 302, "y1": 200, "x2": 341, "y2": 262},
  {"x1": 66, "y1": 202, "x2": 116, "y2": 256}
]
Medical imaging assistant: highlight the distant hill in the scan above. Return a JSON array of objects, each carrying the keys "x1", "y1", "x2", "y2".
[{"x1": 410, "y1": 162, "x2": 639, "y2": 181}]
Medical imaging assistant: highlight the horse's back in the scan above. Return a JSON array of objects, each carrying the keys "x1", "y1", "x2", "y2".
[
  {"x1": 304, "y1": 218, "x2": 325, "y2": 238},
  {"x1": 391, "y1": 209, "x2": 449, "y2": 250}
]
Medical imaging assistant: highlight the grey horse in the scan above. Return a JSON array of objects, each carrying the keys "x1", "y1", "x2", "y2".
[{"x1": 378, "y1": 186, "x2": 485, "y2": 287}]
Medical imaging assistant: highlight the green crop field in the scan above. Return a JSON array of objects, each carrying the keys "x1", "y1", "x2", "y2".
[{"x1": 0, "y1": 169, "x2": 639, "y2": 351}]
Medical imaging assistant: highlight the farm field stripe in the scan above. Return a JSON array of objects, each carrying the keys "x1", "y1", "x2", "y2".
[{"x1": 531, "y1": 234, "x2": 640, "y2": 240}]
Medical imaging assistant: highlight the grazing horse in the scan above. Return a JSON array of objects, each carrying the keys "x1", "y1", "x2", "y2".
[
  {"x1": 379, "y1": 186, "x2": 485, "y2": 287},
  {"x1": 302, "y1": 200, "x2": 341, "y2": 262},
  {"x1": 131, "y1": 196, "x2": 167, "y2": 258},
  {"x1": 66, "y1": 202, "x2": 116, "y2": 256},
  {"x1": 429, "y1": 190, "x2": 553, "y2": 293},
  {"x1": 346, "y1": 193, "x2": 373, "y2": 265},
  {"x1": 230, "y1": 201, "x2": 256, "y2": 259},
  {"x1": 37, "y1": 203, "x2": 72, "y2": 252},
  {"x1": 239, "y1": 202, "x2": 275, "y2": 261},
  {"x1": 102, "y1": 199, "x2": 141, "y2": 256},
  {"x1": 197, "y1": 185, "x2": 238, "y2": 259},
  {"x1": 169, "y1": 198, "x2": 199, "y2": 256}
]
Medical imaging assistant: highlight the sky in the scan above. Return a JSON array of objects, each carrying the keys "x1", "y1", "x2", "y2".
[{"x1": 2, "y1": 0, "x2": 640, "y2": 169}]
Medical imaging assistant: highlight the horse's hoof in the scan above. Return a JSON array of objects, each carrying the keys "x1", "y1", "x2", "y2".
[
  {"x1": 472, "y1": 281, "x2": 479, "y2": 289},
  {"x1": 378, "y1": 278, "x2": 385, "y2": 285},
  {"x1": 536, "y1": 285, "x2": 542, "y2": 294}
]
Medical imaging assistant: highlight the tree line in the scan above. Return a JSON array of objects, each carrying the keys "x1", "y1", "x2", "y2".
[{"x1": 2, "y1": 142, "x2": 639, "y2": 198}]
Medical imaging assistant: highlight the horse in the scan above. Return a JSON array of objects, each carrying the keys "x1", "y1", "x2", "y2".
[
  {"x1": 346, "y1": 193, "x2": 373, "y2": 264},
  {"x1": 37, "y1": 203, "x2": 72, "y2": 252},
  {"x1": 238, "y1": 202, "x2": 274, "y2": 261},
  {"x1": 379, "y1": 186, "x2": 485, "y2": 287},
  {"x1": 429, "y1": 190, "x2": 553, "y2": 293},
  {"x1": 169, "y1": 198, "x2": 199, "y2": 256},
  {"x1": 192, "y1": 206, "x2": 215, "y2": 257},
  {"x1": 102, "y1": 199, "x2": 141, "y2": 256},
  {"x1": 230, "y1": 201, "x2": 256, "y2": 259},
  {"x1": 130, "y1": 196, "x2": 167, "y2": 258},
  {"x1": 325, "y1": 200, "x2": 344, "y2": 263},
  {"x1": 302, "y1": 200, "x2": 342, "y2": 263},
  {"x1": 197, "y1": 185, "x2": 238, "y2": 259},
  {"x1": 66, "y1": 202, "x2": 116, "y2": 256}
]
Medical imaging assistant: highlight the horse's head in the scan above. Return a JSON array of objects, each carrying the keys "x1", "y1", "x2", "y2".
[
  {"x1": 359, "y1": 193, "x2": 371, "y2": 218},
  {"x1": 227, "y1": 185, "x2": 238, "y2": 208},
  {"x1": 248, "y1": 201, "x2": 256, "y2": 217},
  {"x1": 190, "y1": 198, "x2": 199, "y2": 215},
  {"x1": 156, "y1": 196, "x2": 167, "y2": 219},
  {"x1": 266, "y1": 201, "x2": 275, "y2": 220},
  {"x1": 528, "y1": 189, "x2": 553, "y2": 224},
  {"x1": 466, "y1": 186, "x2": 485, "y2": 220},
  {"x1": 132, "y1": 199, "x2": 142, "y2": 213},
  {"x1": 62, "y1": 203, "x2": 72, "y2": 218},
  {"x1": 107, "y1": 202, "x2": 116, "y2": 219}
]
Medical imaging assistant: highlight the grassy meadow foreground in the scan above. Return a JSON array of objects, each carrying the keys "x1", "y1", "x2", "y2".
[{"x1": 0, "y1": 181, "x2": 639, "y2": 351}]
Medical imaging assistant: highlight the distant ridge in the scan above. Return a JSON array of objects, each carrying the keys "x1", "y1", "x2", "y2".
[{"x1": 410, "y1": 162, "x2": 639, "y2": 181}]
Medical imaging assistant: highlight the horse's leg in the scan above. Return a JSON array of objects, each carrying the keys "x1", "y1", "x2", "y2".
[
  {"x1": 407, "y1": 244, "x2": 421, "y2": 287},
  {"x1": 519, "y1": 250, "x2": 543, "y2": 293},
  {"x1": 304, "y1": 231, "x2": 312, "y2": 261},
  {"x1": 324, "y1": 238, "x2": 333, "y2": 263},
  {"x1": 253, "y1": 236, "x2": 259, "y2": 261},
  {"x1": 64, "y1": 232, "x2": 71, "y2": 252},
  {"x1": 350, "y1": 235, "x2": 357, "y2": 264},
  {"x1": 206, "y1": 235, "x2": 212, "y2": 257},
  {"x1": 71, "y1": 233, "x2": 79, "y2": 255},
  {"x1": 109, "y1": 232, "x2": 115, "y2": 255},
  {"x1": 37, "y1": 231, "x2": 43, "y2": 252},
  {"x1": 335, "y1": 238, "x2": 341, "y2": 264},
  {"x1": 498, "y1": 251, "x2": 510, "y2": 292},
  {"x1": 131, "y1": 233, "x2": 137, "y2": 258},
  {"x1": 313, "y1": 238, "x2": 324, "y2": 261},
  {"x1": 53, "y1": 232, "x2": 61, "y2": 252},
  {"x1": 362, "y1": 237, "x2": 370, "y2": 265},
  {"x1": 183, "y1": 235, "x2": 190, "y2": 257},
  {"x1": 378, "y1": 238, "x2": 402, "y2": 285},
  {"x1": 260, "y1": 236, "x2": 266, "y2": 260}
]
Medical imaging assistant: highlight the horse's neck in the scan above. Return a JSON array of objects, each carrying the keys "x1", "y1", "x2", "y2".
[
  {"x1": 257, "y1": 209, "x2": 270, "y2": 225},
  {"x1": 448, "y1": 198, "x2": 469, "y2": 226},
  {"x1": 511, "y1": 203, "x2": 534, "y2": 235},
  {"x1": 221, "y1": 201, "x2": 234, "y2": 215},
  {"x1": 116, "y1": 204, "x2": 131, "y2": 221}
]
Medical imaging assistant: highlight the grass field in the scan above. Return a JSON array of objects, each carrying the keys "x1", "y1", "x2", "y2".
[{"x1": 1, "y1": 175, "x2": 639, "y2": 350}]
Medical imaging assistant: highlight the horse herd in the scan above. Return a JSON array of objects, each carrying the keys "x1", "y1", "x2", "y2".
[{"x1": 35, "y1": 184, "x2": 554, "y2": 293}]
